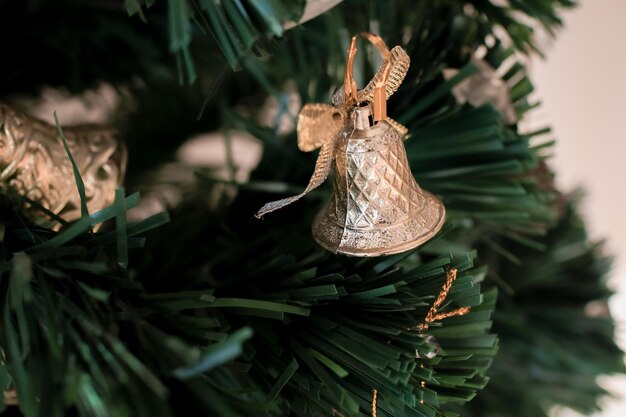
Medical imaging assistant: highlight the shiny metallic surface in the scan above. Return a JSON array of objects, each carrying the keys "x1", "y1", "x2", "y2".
[
  {"x1": 351, "y1": 103, "x2": 373, "y2": 130},
  {"x1": 296, "y1": 103, "x2": 346, "y2": 152},
  {"x1": 312, "y1": 119, "x2": 445, "y2": 256},
  {"x1": 0, "y1": 102, "x2": 126, "y2": 228},
  {"x1": 358, "y1": 45, "x2": 411, "y2": 104}
]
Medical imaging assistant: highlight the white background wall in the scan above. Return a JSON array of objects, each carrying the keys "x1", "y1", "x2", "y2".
[{"x1": 530, "y1": 1, "x2": 626, "y2": 416}]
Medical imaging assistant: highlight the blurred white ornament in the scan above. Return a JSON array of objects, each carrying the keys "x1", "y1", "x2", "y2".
[
  {"x1": 444, "y1": 57, "x2": 517, "y2": 125},
  {"x1": 284, "y1": 0, "x2": 344, "y2": 29},
  {"x1": 129, "y1": 131, "x2": 262, "y2": 221},
  {"x1": 24, "y1": 83, "x2": 120, "y2": 125}
]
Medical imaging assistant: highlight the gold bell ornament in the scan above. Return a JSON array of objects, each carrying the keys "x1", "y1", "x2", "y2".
[
  {"x1": 0, "y1": 102, "x2": 126, "y2": 228},
  {"x1": 256, "y1": 33, "x2": 445, "y2": 256}
]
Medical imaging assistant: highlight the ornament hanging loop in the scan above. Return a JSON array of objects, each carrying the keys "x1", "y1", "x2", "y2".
[{"x1": 344, "y1": 32, "x2": 392, "y2": 121}]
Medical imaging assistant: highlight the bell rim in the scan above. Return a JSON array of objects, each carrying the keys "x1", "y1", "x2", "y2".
[{"x1": 312, "y1": 190, "x2": 446, "y2": 257}]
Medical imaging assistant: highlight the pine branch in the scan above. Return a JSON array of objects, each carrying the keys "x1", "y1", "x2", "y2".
[
  {"x1": 464, "y1": 195, "x2": 625, "y2": 417},
  {"x1": 0, "y1": 190, "x2": 260, "y2": 417},
  {"x1": 128, "y1": 0, "x2": 307, "y2": 79},
  {"x1": 134, "y1": 188, "x2": 499, "y2": 416},
  {"x1": 0, "y1": 176, "x2": 498, "y2": 417}
]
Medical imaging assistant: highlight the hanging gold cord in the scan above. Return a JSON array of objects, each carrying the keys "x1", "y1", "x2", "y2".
[
  {"x1": 343, "y1": 32, "x2": 391, "y2": 121},
  {"x1": 344, "y1": 35, "x2": 359, "y2": 108},
  {"x1": 371, "y1": 389, "x2": 378, "y2": 417},
  {"x1": 417, "y1": 267, "x2": 471, "y2": 332}
]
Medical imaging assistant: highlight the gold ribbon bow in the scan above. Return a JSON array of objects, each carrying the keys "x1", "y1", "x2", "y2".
[{"x1": 255, "y1": 33, "x2": 411, "y2": 218}]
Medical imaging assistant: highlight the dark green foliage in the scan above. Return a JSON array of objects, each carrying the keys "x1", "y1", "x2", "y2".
[
  {"x1": 130, "y1": 0, "x2": 578, "y2": 80},
  {"x1": 0, "y1": 0, "x2": 577, "y2": 93},
  {"x1": 0, "y1": 1, "x2": 171, "y2": 94},
  {"x1": 0, "y1": 192, "x2": 260, "y2": 417},
  {"x1": 466, "y1": 197, "x2": 626, "y2": 417},
  {"x1": 465, "y1": 0, "x2": 577, "y2": 55},
  {"x1": 132, "y1": 179, "x2": 498, "y2": 416},
  {"x1": 0, "y1": 181, "x2": 497, "y2": 417}
]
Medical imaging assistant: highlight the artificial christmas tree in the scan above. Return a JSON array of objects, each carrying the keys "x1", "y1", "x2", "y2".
[{"x1": 0, "y1": 1, "x2": 622, "y2": 417}]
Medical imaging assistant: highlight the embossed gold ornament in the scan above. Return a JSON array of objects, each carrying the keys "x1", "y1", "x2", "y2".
[
  {"x1": 0, "y1": 102, "x2": 126, "y2": 227},
  {"x1": 256, "y1": 33, "x2": 445, "y2": 256}
]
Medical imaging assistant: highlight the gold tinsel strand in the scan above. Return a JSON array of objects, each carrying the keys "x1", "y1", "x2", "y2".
[{"x1": 417, "y1": 267, "x2": 471, "y2": 331}]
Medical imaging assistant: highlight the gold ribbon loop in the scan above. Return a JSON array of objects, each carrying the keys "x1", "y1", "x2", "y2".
[{"x1": 358, "y1": 46, "x2": 411, "y2": 105}]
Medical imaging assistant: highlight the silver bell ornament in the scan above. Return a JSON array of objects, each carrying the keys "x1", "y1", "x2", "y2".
[{"x1": 256, "y1": 33, "x2": 445, "y2": 257}]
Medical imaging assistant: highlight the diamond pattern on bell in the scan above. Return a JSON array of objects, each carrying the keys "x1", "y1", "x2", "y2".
[{"x1": 345, "y1": 136, "x2": 418, "y2": 229}]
